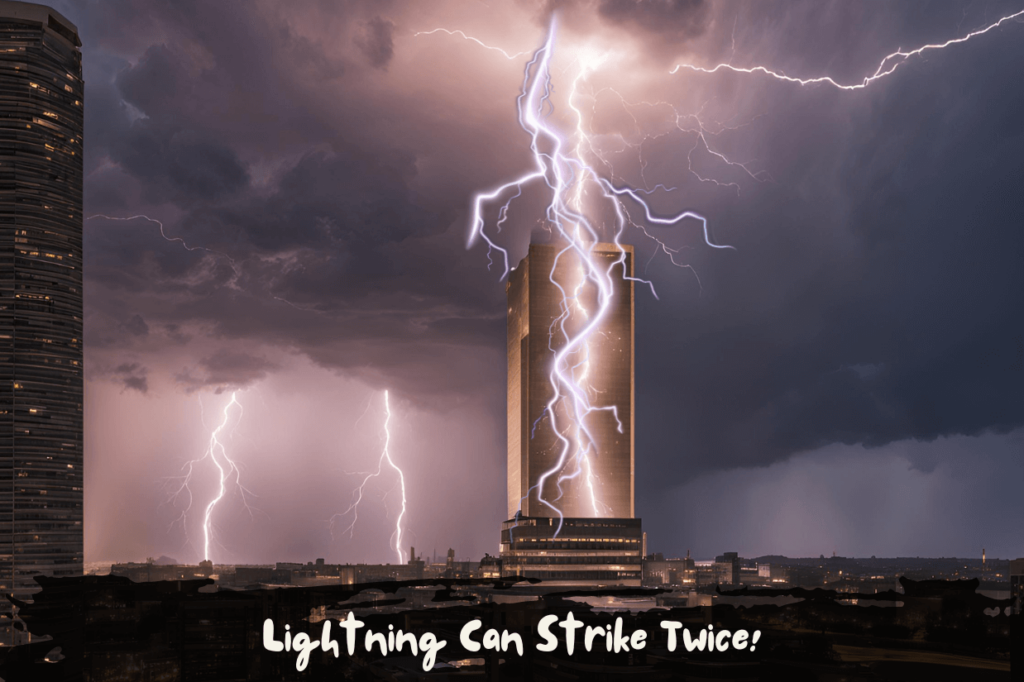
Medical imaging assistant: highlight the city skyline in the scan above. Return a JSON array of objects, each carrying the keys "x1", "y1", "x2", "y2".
[{"x1": 31, "y1": 0, "x2": 1024, "y2": 565}]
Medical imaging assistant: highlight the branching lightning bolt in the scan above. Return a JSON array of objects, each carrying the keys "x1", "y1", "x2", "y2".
[
  {"x1": 466, "y1": 18, "x2": 733, "y2": 535},
  {"x1": 413, "y1": 28, "x2": 531, "y2": 60},
  {"x1": 329, "y1": 390, "x2": 408, "y2": 564},
  {"x1": 671, "y1": 9, "x2": 1024, "y2": 90},
  {"x1": 86, "y1": 214, "x2": 236, "y2": 264},
  {"x1": 582, "y1": 88, "x2": 772, "y2": 196},
  {"x1": 165, "y1": 390, "x2": 257, "y2": 562},
  {"x1": 86, "y1": 214, "x2": 325, "y2": 311}
]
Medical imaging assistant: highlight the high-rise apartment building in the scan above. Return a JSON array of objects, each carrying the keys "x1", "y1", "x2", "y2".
[
  {"x1": 501, "y1": 243, "x2": 642, "y2": 586},
  {"x1": 0, "y1": 0, "x2": 83, "y2": 638}
]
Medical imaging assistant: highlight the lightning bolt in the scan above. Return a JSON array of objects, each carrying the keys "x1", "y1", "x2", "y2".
[
  {"x1": 413, "y1": 28, "x2": 531, "y2": 60},
  {"x1": 581, "y1": 88, "x2": 772, "y2": 197},
  {"x1": 86, "y1": 213, "x2": 324, "y2": 311},
  {"x1": 329, "y1": 390, "x2": 408, "y2": 564},
  {"x1": 671, "y1": 9, "x2": 1024, "y2": 90},
  {"x1": 467, "y1": 17, "x2": 732, "y2": 534},
  {"x1": 86, "y1": 213, "x2": 236, "y2": 263},
  {"x1": 165, "y1": 390, "x2": 257, "y2": 562}
]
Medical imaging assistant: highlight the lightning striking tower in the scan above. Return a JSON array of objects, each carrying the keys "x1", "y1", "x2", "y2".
[
  {"x1": 330, "y1": 390, "x2": 408, "y2": 565},
  {"x1": 506, "y1": 243, "x2": 635, "y2": 522},
  {"x1": 465, "y1": 17, "x2": 731, "y2": 586},
  {"x1": 470, "y1": 18, "x2": 730, "y2": 531}
]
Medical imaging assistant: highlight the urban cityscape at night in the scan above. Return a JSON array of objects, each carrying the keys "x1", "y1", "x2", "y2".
[{"x1": 0, "y1": 0, "x2": 1020, "y2": 679}]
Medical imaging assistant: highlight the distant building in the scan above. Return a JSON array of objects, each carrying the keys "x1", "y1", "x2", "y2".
[
  {"x1": 694, "y1": 560, "x2": 717, "y2": 586},
  {"x1": 738, "y1": 566, "x2": 762, "y2": 585},
  {"x1": 0, "y1": 1, "x2": 84, "y2": 644},
  {"x1": 479, "y1": 554, "x2": 501, "y2": 580},
  {"x1": 642, "y1": 551, "x2": 695, "y2": 587},
  {"x1": 111, "y1": 559, "x2": 214, "y2": 583},
  {"x1": 233, "y1": 565, "x2": 293, "y2": 586},
  {"x1": 715, "y1": 552, "x2": 740, "y2": 585},
  {"x1": 117, "y1": 551, "x2": 435, "y2": 589},
  {"x1": 758, "y1": 563, "x2": 790, "y2": 585},
  {"x1": 1011, "y1": 558, "x2": 1023, "y2": 614},
  {"x1": 276, "y1": 549, "x2": 426, "y2": 586},
  {"x1": 439, "y1": 548, "x2": 475, "y2": 579}
]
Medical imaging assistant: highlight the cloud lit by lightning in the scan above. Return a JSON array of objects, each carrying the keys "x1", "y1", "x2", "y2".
[
  {"x1": 165, "y1": 390, "x2": 258, "y2": 562},
  {"x1": 671, "y1": 9, "x2": 1024, "y2": 90},
  {"x1": 329, "y1": 390, "x2": 408, "y2": 564}
]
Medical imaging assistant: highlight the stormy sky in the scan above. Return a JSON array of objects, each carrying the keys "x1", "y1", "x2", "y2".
[{"x1": 56, "y1": 0, "x2": 1023, "y2": 564}]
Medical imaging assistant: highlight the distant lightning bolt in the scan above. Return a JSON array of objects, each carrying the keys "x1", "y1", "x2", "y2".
[
  {"x1": 166, "y1": 390, "x2": 256, "y2": 562},
  {"x1": 466, "y1": 17, "x2": 733, "y2": 534},
  {"x1": 583, "y1": 89, "x2": 772, "y2": 196},
  {"x1": 329, "y1": 390, "x2": 408, "y2": 564},
  {"x1": 671, "y1": 9, "x2": 1024, "y2": 90},
  {"x1": 86, "y1": 214, "x2": 325, "y2": 311},
  {"x1": 86, "y1": 214, "x2": 236, "y2": 263},
  {"x1": 413, "y1": 28, "x2": 531, "y2": 60}
]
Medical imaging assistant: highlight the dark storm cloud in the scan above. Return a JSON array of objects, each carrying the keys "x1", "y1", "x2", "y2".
[
  {"x1": 120, "y1": 314, "x2": 149, "y2": 336},
  {"x1": 83, "y1": 218, "x2": 234, "y2": 294},
  {"x1": 105, "y1": 362, "x2": 149, "y2": 394},
  {"x1": 635, "y1": 1, "x2": 1024, "y2": 485},
  {"x1": 110, "y1": 46, "x2": 251, "y2": 204},
  {"x1": 647, "y1": 430, "x2": 1024, "y2": 559},
  {"x1": 175, "y1": 349, "x2": 279, "y2": 393},
  {"x1": 356, "y1": 16, "x2": 396, "y2": 70},
  {"x1": 163, "y1": 323, "x2": 192, "y2": 345},
  {"x1": 426, "y1": 316, "x2": 506, "y2": 346},
  {"x1": 597, "y1": 0, "x2": 708, "y2": 39},
  {"x1": 121, "y1": 374, "x2": 148, "y2": 391},
  {"x1": 115, "y1": 44, "x2": 184, "y2": 120},
  {"x1": 121, "y1": 375, "x2": 149, "y2": 394},
  {"x1": 75, "y1": 0, "x2": 470, "y2": 337},
  {"x1": 215, "y1": 144, "x2": 426, "y2": 253}
]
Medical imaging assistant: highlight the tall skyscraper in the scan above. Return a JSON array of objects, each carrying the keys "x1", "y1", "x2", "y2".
[
  {"x1": 501, "y1": 243, "x2": 642, "y2": 586},
  {"x1": 0, "y1": 0, "x2": 83, "y2": 638},
  {"x1": 506, "y1": 242, "x2": 635, "y2": 519}
]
